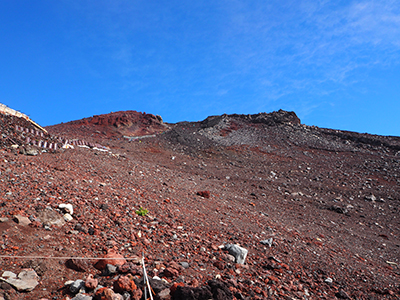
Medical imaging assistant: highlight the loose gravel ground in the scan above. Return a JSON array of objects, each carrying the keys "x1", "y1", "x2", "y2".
[{"x1": 0, "y1": 110, "x2": 399, "y2": 299}]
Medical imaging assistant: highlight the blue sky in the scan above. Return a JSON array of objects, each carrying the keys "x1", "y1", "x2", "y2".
[{"x1": 1, "y1": 1, "x2": 399, "y2": 136}]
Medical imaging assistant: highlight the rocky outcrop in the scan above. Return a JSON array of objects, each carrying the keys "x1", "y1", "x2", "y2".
[{"x1": 201, "y1": 110, "x2": 301, "y2": 129}]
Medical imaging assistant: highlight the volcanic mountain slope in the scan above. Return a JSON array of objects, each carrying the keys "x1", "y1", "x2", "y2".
[
  {"x1": 0, "y1": 109, "x2": 399, "y2": 299},
  {"x1": 47, "y1": 110, "x2": 169, "y2": 140}
]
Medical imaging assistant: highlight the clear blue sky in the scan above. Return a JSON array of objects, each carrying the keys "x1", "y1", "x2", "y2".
[{"x1": 1, "y1": 1, "x2": 399, "y2": 136}]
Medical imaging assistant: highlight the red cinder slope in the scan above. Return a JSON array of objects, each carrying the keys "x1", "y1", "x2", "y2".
[{"x1": 47, "y1": 110, "x2": 170, "y2": 140}]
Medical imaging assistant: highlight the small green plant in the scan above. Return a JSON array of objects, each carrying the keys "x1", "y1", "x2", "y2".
[{"x1": 135, "y1": 206, "x2": 148, "y2": 216}]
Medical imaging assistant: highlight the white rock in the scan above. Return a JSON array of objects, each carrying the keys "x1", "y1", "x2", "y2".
[
  {"x1": 64, "y1": 213, "x2": 73, "y2": 222},
  {"x1": 1, "y1": 271, "x2": 16, "y2": 278},
  {"x1": 62, "y1": 144, "x2": 74, "y2": 149},
  {"x1": 65, "y1": 280, "x2": 75, "y2": 286},
  {"x1": 325, "y1": 277, "x2": 333, "y2": 284},
  {"x1": 260, "y1": 238, "x2": 273, "y2": 247},
  {"x1": 59, "y1": 203, "x2": 74, "y2": 215}
]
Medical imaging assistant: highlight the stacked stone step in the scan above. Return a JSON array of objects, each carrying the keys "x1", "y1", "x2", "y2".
[
  {"x1": 15, "y1": 125, "x2": 44, "y2": 137},
  {"x1": 16, "y1": 124, "x2": 60, "y2": 150},
  {"x1": 15, "y1": 124, "x2": 108, "y2": 152}
]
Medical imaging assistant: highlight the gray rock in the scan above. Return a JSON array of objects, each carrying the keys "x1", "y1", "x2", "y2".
[
  {"x1": 336, "y1": 289, "x2": 351, "y2": 299},
  {"x1": 102, "y1": 264, "x2": 117, "y2": 276},
  {"x1": 25, "y1": 147, "x2": 39, "y2": 156},
  {"x1": 1, "y1": 269, "x2": 39, "y2": 292},
  {"x1": 36, "y1": 209, "x2": 66, "y2": 227},
  {"x1": 180, "y1": 262, "x2": 189, "y2": 269},
  {"x1": 260, "y1": 238, "x2": 273, "y2": 247},
  {"x1": 70, "y1": 279, "x2": 85, "y2": 294},
  {"x1": 0, "y1": 217, "x2": 9, "y2": 223},
  {"x1": 12, "y1": 215, "x2": 31, "y2": 226},
  {"x1": 71, "y1": 294, "x2": 93, "y2": 300},
  {"x1": 224, "y1": 244, "x2": 248, "y2": 264},
  {"x1": 122, "y1": 292, "x2": 131, "y2": 300}
]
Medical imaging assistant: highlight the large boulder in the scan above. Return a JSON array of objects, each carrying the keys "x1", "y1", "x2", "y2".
[
  {"x1": 94, "y1": 249, "x2": 127, "y2": 271},
  {"x1": 1, "y1": 269, "x2": 39, "y2": 292}
]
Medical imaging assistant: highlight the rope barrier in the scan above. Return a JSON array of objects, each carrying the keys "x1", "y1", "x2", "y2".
[
  {"x1": 142, "y1": 254, "x2": 154, "y2": 300},
  {"x1": 0, "y1": 255, "x2": 140, "y2": 261}
]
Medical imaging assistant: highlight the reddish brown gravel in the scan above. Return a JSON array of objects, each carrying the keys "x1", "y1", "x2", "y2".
[{"x1": 0, "y1": 109, "x2": 399, "y2": 299}]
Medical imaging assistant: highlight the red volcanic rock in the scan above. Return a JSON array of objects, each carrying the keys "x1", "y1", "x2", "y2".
[
  {"x1": 168, "y1": 261, "x2": 184, "y2": 271},
  {"x1": 187, "y1": 279, "x2": 200, "y2": 288},
  {"x1": 196, "y1": 190, "x2": 211, "y2": 198},
  {"x1": 85, "y1": 274, "x2": 98, "y2": 290},
  {"x1": 163, "y1": 267, "x2": 179, "y2": 278},
  {"x1": 131, "y1": 288, "x2": 143, "y2": 300},
  {"x1": 213, "y1": 261, "x2": 225, "y2": 270},
  {"x1": 113, "y1": 275, "x2": 137, "y2": 293},
  {"x1": 94, "y1": 287, "x2": 121, "y2": 300},
  {"x1": 93, "y1": 249, "x2": 127, "y2": 271},
  {"x1": 170, "y1": 282, "x2": 185, "y2": 294}
]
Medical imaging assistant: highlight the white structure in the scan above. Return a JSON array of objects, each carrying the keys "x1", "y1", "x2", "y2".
[{"x1": 0, "y1": 103, "x2": 47, "y2": 133}]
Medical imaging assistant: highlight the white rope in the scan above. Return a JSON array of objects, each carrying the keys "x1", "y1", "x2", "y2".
[
  {"x1": 0, "y1": 255, "x2": 139, "y2": 260},
  {"x1": 142, "y1": 255, "x2": 154, "y2": 300}
]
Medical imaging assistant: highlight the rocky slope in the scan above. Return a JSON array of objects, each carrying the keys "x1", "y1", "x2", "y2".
[
  {"x1": 47, "y1": 111, "x2": 169, "y2": 140},
  {"x1": 0, "y1": 109, "x2": 399, "y2": 299}
]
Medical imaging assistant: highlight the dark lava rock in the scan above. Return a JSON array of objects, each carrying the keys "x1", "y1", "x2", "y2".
[
  {"x1": 173, "y1": 285, "x2": 213, "y2": 300},
  {"x1": 328, "y1": 205, "x2": 348, "y2": 214},
  {"x1": 208, "y1": 280, "x2": 233, "y2": 300},
  {"x1": 201, "y1": 110, "x2": 300, "y2": 129},
  {"x1": 173, "y1": 280, "x2": 232, "y2": 300},
  {"x1": 66, "y1": 258, "x2": 91, "y2": 272},
  {"x1": 136, "y1": 277, "x2": 168, "y2": 295}
]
